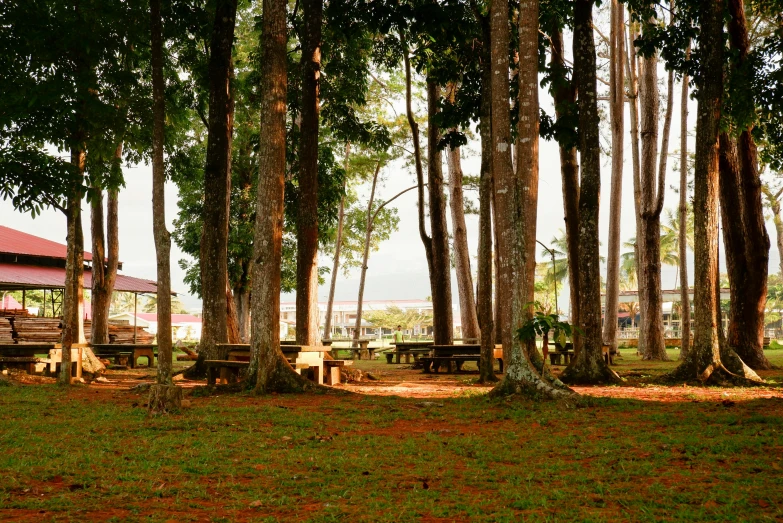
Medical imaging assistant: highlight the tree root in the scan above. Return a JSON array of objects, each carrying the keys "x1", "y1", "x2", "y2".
[{"x1": 559, "y1": 355, "x2": 621, "y2": 385}]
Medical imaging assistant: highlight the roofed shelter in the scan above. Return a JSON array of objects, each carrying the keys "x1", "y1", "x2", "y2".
[{"x1": 0, "y1": 225, "x2": 168, "y2": 342}]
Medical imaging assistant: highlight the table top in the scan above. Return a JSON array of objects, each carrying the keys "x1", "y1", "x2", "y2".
[
  {"x1": 91, "y1": 344, "x2": 157, "y2": 349},
  {"x1": 225, "y1": 345, "x2": 331, "y2": 353},
  {"x1": 393, "y1": 341, "x2": 434, "y2": 348}
]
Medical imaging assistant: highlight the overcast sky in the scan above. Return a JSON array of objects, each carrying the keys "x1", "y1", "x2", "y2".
[{"x1": 3, "y1": 73, "x2": 780, "y2": 316}]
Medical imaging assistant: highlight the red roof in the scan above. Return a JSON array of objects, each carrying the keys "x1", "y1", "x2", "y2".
[
  {"x1": 0, "y1": 263, "x2": 162, "y2": 294},
  {"x1": 1, "y1": 294, "x2": 23, "y2": 309},
  {"x1": 136, "y1": 313, "x2": 201, "y2": 323},
  {"x1": 0, "y1": 225, "x2": 93, "y2": 261}
]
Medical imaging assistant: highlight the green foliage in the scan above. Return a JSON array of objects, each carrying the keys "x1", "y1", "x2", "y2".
[
  {"x1": 364, "y1": 305, "x2": 433, "y2": 332},
  {"x1": 516, "y1": 301, "x2": 579, "y2": 347}
]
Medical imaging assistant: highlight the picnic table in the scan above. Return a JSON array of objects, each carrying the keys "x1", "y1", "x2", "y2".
[
  {"x1": 90, "y1": 344, "x2": 157, "y2": 368},
  {"x1": 387, "y1": 341, "x2": 433, "y2": 364},
  {"x1": 421, "y1": 344, "x2": 505, "y2": 374},
  {"x1": 330, "y1": 339, "x2": 373, "y2": 360},
  {"x1": 0, "y1": 343, "x2": 55, "y2": 374},
  {"x1": 216, "y1": 343, "x2": 333, "y2": 385}
]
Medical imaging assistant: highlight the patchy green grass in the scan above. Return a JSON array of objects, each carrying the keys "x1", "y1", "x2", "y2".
[{"x1": 1, "y1": 383, "x2": 782, "y2": 522}]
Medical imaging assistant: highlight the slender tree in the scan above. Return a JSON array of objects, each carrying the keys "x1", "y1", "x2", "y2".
[
  {"x1": 252, "y1": 0, "x2": 314, "y2": 393},
  {"x1": 602, "y1": 0, "x2": 625, "y2": 355},
  {"x1": 296, "y1": 0, "x2": 324, "y2": 346},
  {"x1": 448, "y1": 143, "x2": 480, "y2": 341},
  {"x1": 560, "y1": 0, "x2": 619, "y2": 384},
  {"x1": 148, "y1": 0, "x2": 180, "y2": 411},
  {"x1": 352, "y1": 162, "x2": 381, "y2": 349},
  {"x1": 90, "y1": 145, "x2": 121, "y2": 345},
  {"x1": 679, "y1": 45, "x2": 691, "y2": 358},
  {"x1": 199, "y1": 0, "x2": 238, "y2": 368},
  {"x1": 762, "y1": 184, "x2": 783, "y2": 277}
]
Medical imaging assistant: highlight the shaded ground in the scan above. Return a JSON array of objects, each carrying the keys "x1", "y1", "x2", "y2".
[{"x1": 1, "y1": 349, "x2": 782, "y2": 521}]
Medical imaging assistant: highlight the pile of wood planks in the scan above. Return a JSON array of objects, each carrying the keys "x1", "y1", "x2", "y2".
[
  {"x1": 109, "y1": 322, "x2": 155, "y2": 344},
  {"x1": 0, "y1": 318, "x2": 14, "y2": 343},
  {"x1": 13, "y1": 317, "x2": 62, "y2": 344}
]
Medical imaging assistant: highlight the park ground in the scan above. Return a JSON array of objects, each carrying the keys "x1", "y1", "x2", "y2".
[{"x1": 1, "y1": 349, "x2": 783, "y2": 522}]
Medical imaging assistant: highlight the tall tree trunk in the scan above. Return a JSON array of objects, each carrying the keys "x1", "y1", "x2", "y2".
[
  {"x1": 560, "y1": 0, "x2": 619, "y2": 384},
  {"x1": 718, "y1": 0, "x2": 771, "y2": 370},
  {"x1": 491, "y1": 0, "x2": 572, "y2": 397},
  {"x1": 199, "y1": 0, "x2": 237, "y2": 368},
  {"x1": 427, "y1": 81, "x2": 454, "y2": 344},
  {"x1": 626, "y1": 19, "x2": 646, "y2": 356},
  {"x1": 324, "y1": 146, "x2": 349, "y2": 340},
  {"x1": 60, "y1": 185, "x2": 85, "y2": 385},
  {"x1": 477, "y1": 22, "x2": 496, "y2": 381},
  {"x1": 234, "y1": 286, "x2": 250, "y2": 342},
  {"x1": 252, "y1": 0, "x2": 313, "y2": 393},
  {"x1": 668, "y1": 0, "x2": 760, "y2": 384},
  {"x1": 637, "y1": 22, "x2": 671, "y2": 361},
  {"x1": 148, "y1": 0, "x2": 176, "y2": 408},
  {"x1": 679, "y1": 51, "x2": 691, "y2": 359},
  {"x1": 448, "y1": 143, "x2": 479, "y2": 340},
  {"x1": 352, "y1": 163, "x2": 380, "y2": 349},
  {"x1": 295, "y1": 0, "x2": 323, "y2": 346},
  {"x1": 549, "y1": 27, "x2": 580, "y2": 349},
  {"x1": 90, "y1": 144, "x2": 121, "y2": 345},
  {"x1": 474, "y1": 11, "x2": 496, "y2": 382},
  {"x1": 603, "y1": 0, "x2": 625, "y2": 355}
]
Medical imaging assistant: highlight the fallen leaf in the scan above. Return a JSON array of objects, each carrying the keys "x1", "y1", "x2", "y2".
[{"x1": 249, "y1": 500, "x2": 263, "y2": 508}]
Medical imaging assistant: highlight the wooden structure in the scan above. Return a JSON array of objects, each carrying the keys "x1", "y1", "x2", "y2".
[{"x1": 420, "y1": 345, "x2": 505, "y2": 374}]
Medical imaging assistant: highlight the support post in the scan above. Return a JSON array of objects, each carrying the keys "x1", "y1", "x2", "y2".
[{"x1": 133, "y1": 293, "x2": 138, "y2": 344}]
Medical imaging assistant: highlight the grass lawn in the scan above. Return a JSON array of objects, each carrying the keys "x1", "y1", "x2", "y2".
[{"x1": 2, "y1": 358, "x2": 783, "y2": 523}]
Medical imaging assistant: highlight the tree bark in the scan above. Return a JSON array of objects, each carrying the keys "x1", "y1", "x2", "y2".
[
  {"x1": 90, "y1": 144, "x2": 120, "y2": 345},
  {"x1": 603, "y1": 0, "x2": 625, "y2": 354},
  {"x1": 427, "y1": 81, "x2": 454, "y2": 344},
  {"x1": 668, "y1": 0, "x2": 761, "y2": 384},
  {"x1": 60, "y1": 190, "x2": 84, "y2": 385},
  {"x1": 626, "y1": 19, "x2": 646, "y2": 357},
  {"x1": 352, "y1": 163, "x2": 380, "y2": 351},
  {"x1": 476, "y1": 12, "x2": 496, "y2": 383},
  {"x1": 491, "y1": 0, "x2": 573, "y2": 397},
  {"x1": 149, "y1": 0, "x2": 174, "y2": 396},
  {"x1": 295, "y1": 0, "x2": 323, "y2": 347},
  {"x1": 636, "y1": 22, "x2": 670, "y2": 361},
  {"x1": 560, "y1": 0, "x2": 619, "y2": 384},
  {"x1": 679, "y1": 52, "x2": 691, "y2": 359},
  {"x1": 234, "y1": 287, "x2": 250, "y2": 342},
  {"x1": 549, "y1": 27, "x2": 580, "y2": 349},
  {"x1": 717, "y1": 0, "x2": 771, "y2": 371},
  {"x1": 252, "y1": 0, "x2": 314, "y2": 393},
  {"x1": 448, "y1": 144, "x2": 479, "y2": 340},
  {"x1": 199, "y1": 0, "x2": 237, "y2": 367}
]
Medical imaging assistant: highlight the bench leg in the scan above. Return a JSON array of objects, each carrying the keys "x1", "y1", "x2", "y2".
[
  {"x1": 385, "y1": 354, "x2": 393, "y2": 364},
  {"x1": 395, "y1": 353, "x2": 401, "y2": 364},
  {"x1": 455, "y1": 360, "x2": 464, "y2": 372},
  {"x1": 498, "y1": 358, "x2": 504, "y2": 374},
  {"x1": 207, "y1": 366, "x2": 217, "y2": 386}
]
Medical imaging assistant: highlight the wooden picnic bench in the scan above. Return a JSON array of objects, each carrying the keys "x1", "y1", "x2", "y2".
[
  {"x1": 388, "y1": 341, "x2": 433, "y2": 364},
  {"x1": 0, "y1": 344, "x2": 56, "y2": 375},
  {"x1": 205, "y1": 359, "x2": 309, "y2": 385},
  {"x1": 323, "y1": 359, "x2": 352, "y2": 385},
  {"x1": 90, "y1": 344, "x2": 157, "y2": 368},
  {"x1": 217, "y1": 343, "x2": 342, "y2": 385},
  {"x1": 331, "y1": 340, "x2": 374, "y2": 360},
  {"x1": 421, "y1": 345, "x2": 505, "y2": 374}
]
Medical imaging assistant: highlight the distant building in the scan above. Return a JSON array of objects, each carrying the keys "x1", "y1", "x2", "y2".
[
  {"x1": 110, "y1": 312, "x2": 203, "y2": 341},
  {"x1": 280, "y1": 299, "x2": 465, "y2": 338}
]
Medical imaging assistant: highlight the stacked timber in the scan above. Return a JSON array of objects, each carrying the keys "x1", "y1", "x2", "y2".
[
  {"x1": 13, "y1": 317, "x2": 62, "y2": 344},
  {"x1": 0, "y1": 318, "x2": 14, "y2": 343},
  {"x1": 108, "y1": 322, "x2": 155, "y2": 344}
]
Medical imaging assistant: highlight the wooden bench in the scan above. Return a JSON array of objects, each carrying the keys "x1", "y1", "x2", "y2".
[
  {"x1": 385, "y1": 348, "x2": 431, "y2": 364},
  {"x1": 764, "y1": 337, "x2": 771, "y2": 348},
  {"x1": 323, "y1": 359, "x2": 352, "y2": 385},
  {"x1": 205, "y1": 360, "x2": 310, "y2": 385},
  {"x1": 420, "y1": 355, "x2": 484, "y2": 374},
  {"x1": 90, "y1": 344, "x2": 156, "y2": 369},
  {"x1": 331, "y1": 346, "x2": 376, "y2": 360},
  {"x1": 0, "y1": 356, "x2": 43, "y2": 374},
  {"x1": 548, "y1": 351, "x2": 574, "y2": 365}
]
